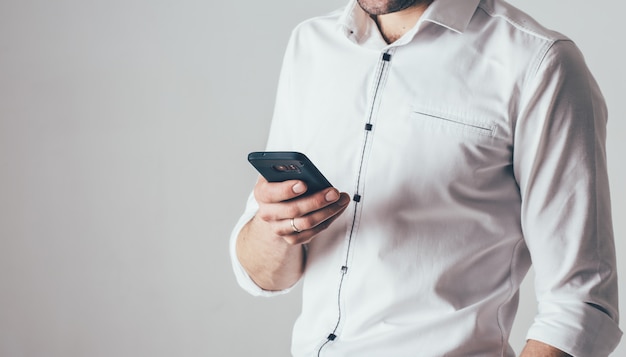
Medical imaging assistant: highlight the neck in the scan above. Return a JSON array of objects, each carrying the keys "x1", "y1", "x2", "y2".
[{"x1": 374, "y1": 2, "x2": 431, "y2": 43}]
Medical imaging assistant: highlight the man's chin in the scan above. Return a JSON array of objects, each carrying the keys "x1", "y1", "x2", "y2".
[{"x1": 356, "y1": 0, "x2": 424, "y2": 16}]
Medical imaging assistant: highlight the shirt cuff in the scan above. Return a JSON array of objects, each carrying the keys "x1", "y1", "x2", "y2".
[
  {"x1": 526, "y1": 300, "x2": 622, "y2": 357},
  {"x1": 229, "y1": 208, "x2": 294, "y2": 297}
]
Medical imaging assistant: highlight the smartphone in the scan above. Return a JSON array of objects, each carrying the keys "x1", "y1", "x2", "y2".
[{"x1": 248, "y1": 151, "x2": 332, "y2": 194}]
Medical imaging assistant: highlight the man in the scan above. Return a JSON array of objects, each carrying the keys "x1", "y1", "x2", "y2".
[{"x1": 230, "y1": 0, "x2": 622, "y2": 355}]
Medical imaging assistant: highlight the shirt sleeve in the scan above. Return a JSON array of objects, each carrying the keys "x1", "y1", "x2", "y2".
[{"x1": 513, "y1": 39, "x2": 622, "y2": 356}]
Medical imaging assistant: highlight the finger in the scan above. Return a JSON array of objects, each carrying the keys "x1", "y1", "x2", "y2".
[
  {"x1": 282, "y1": 197, "x2": 350, "y2": 245},
  {"x1": 258, "y1": 187, "x2": 344, "y2": 222},
  {"x1": 254, "y1": 176, "x2": 307, "y2": 204},
  {"x1": 275, "y1": 192, "x2": 350, "y2": 237}
]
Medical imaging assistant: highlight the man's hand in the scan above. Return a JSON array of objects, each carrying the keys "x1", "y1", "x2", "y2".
[
  {"x1": 520, "y1": 339, "x2": 572, "y2": 357},
  {"x1": 236, "y1": 177, "x2": 350, "y2": 291},
  {"x1": 253, "y1": 177, "x2": 350, "y2": 244}
]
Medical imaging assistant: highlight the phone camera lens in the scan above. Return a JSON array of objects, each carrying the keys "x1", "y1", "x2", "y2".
[{"x1": 273, "y1": 165, "x2": 287, "y2": 172}]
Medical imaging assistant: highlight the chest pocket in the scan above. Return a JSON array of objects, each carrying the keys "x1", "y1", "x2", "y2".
[{"x1": 409, "y1": 107, "x2": 497, "y2": 140}]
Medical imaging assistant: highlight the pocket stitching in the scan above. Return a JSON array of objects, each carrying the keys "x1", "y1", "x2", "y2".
[{"x1": 411, "y1": 109, "x2": 496, "y2": 138}]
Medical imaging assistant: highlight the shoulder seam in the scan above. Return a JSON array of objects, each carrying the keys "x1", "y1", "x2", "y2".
[
  {"x1": 476, "y1": 1, "x2": 564, "y2": 42},
  {"x1": 531, "y1": 39, "x2": 575, "y2": 78}
]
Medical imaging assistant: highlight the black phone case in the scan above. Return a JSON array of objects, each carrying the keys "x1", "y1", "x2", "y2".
[{"x1": 248, "y1": 151, "x2": 332, "y2": 194}]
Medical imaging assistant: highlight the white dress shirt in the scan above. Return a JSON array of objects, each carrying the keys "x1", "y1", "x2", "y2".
[{"x1": 230, "y1": 0, "x2": 622, "y2": 355}]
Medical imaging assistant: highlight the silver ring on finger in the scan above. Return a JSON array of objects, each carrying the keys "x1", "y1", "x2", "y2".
[{"x1": 290, "y1": 217, "x2": 302, "y2": 233}]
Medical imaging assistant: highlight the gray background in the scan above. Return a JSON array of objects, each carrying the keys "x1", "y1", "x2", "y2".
[{"x1": 0, "y1": 0, "x2": 623, "y2": 356}]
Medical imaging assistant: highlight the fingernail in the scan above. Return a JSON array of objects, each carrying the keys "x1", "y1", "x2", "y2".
[
  {"x1": 325, "y1": 190, "x2": 339, "y2": 202},
  {"x1": 293, "y1": 182, "x2": 306, "y2": 194}
]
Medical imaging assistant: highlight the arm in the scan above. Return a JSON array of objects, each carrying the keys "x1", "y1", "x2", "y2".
[
  {"x1": 513, "y1": 40, "x2": 621, "y2": 356},
  {"x1": 235, "y1": 177, "x2": 350, "y2": 291}
]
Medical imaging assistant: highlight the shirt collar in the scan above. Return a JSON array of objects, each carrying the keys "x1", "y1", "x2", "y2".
[
  {"x1": 424, "y1": 0, "x2": 481, "y2": 33},
  {"x1": 338, "y1": 0, "x2": 481, "y2": 45}
]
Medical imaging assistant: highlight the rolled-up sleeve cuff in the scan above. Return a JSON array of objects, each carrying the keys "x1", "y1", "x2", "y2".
[
  {"x1": 526, "y1": 300, "x2": 622, "y2": 357},
  {"x1": 229, "y1": 209, "x2": 294, "y2": 297}
]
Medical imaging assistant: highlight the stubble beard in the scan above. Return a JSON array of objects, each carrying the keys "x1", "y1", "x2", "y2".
[{"x1": 356, "y1": 0, "x2": 431, "y2": 15}]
